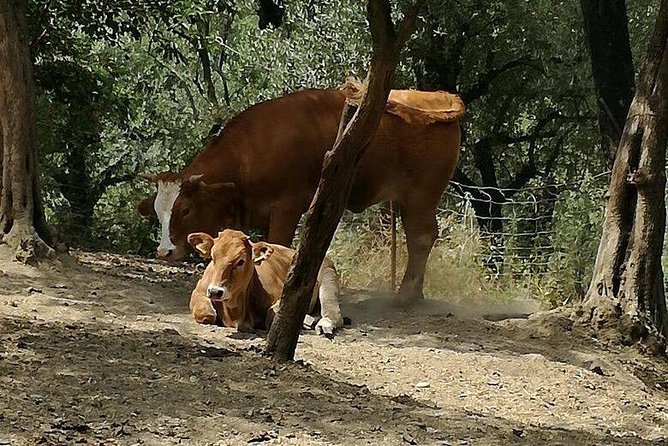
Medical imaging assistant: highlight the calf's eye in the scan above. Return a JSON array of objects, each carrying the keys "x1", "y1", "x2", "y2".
[{"x1": 236, "y1": 258, "x2": 245, "y2": 268}]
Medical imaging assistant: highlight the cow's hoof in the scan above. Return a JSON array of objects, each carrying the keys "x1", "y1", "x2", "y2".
[
  {"x1": 195, "y1": 314, "x2": 216, "y2": 325},
  {"x1": 315, "y1": 317, "x2": 337, "y2": 339},
  {"x1": 394, "y1": 290, "x2": 424, "y2": 307},
  {"x1": 195, "y1": 313, "x2": 216, "y2": 325}
]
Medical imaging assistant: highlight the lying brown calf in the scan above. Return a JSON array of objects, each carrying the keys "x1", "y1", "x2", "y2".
[{"x1": 188, "y1": 229, "x2": 343, "y2": 336}]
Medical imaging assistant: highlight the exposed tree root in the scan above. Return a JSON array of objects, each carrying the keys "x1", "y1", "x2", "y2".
[
  {"x1": 571, "y1": 298, "x2": 666, "y2": 356},
  {"x1": 1, "y1": 218, "x2": 55, "y2": 264}
]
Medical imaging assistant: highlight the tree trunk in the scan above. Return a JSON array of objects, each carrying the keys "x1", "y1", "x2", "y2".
[
  {"x1": 264, "y1": 0, "x2": 423, "y2": 361},
  {"x1": 580, "y1": 0, "x2": 636, "y2": 166},
  {"x1": 581, "y1": 0, "x2": 668, "y2": 345},
  {"x1": 0, "y1": 0, "x2": 53, "y2": 262}
]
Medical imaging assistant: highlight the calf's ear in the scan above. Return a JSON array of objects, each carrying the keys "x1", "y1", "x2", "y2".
[
  {"x1": 137, "y1": 193, "x2": 157, "y2": 217},
  {"x1": 251, "y1": 242, "x2": 274, "y2": 264},
  {"x1": 187, "y1": 232, "x2": 215, "y2": 258}
]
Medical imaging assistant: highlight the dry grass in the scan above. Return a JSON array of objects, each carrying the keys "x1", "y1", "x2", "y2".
[{"x1": 328, "y1": 212, "x2": 537, "y2": 307}]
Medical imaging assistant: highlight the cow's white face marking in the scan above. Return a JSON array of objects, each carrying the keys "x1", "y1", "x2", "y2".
[{"x1": 154, "y1": 180, "x2": 182, "y2": 256}]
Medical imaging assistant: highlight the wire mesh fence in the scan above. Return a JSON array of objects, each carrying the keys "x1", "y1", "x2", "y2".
[{"x1": 435, "y1": 172, "x2": 610, "y2": 281}]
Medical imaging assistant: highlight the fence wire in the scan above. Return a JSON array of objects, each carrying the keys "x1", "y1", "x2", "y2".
[{"x1": 434, "y1": 172, "x2": 610, "y2": 279}]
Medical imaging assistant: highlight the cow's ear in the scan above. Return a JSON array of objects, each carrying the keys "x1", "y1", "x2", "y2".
[
  {"x1": 252, "y1": 242, "x2": 274, "y2": 264},
  {"x1": 138, "y1": 173, "x2": 157, "y2": 183},
  {"x1": 137, "y1": 193, "x2": 156, "y2": 217},
  {"x1": 187, "y1": 232, "x2": 215, "y2": 258}
]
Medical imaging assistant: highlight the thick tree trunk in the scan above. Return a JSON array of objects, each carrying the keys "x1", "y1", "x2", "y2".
[
  {"x1": 0, "y1": 0, "x2": 53, "y2": 262},
  {"x1": 580, "y1": 0, "x2": 636, "y2": 166},
  {"x1": 582, "y1": 0, "x2": 668, "y2": 344},
  {"x1": 264, "y1": 0, "x2": 423, "y2": 361}
]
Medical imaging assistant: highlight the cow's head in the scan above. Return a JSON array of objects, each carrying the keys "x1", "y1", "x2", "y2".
[
  {"x1": 137, "y1": 173, "x2": 240, "y2": 261},
  {"x1": 188, "y1": 229, "x2": 272, "y2": 308}
]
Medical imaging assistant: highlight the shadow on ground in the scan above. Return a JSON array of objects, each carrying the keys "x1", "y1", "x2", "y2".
[{"x1": 0, "y1": 316, "x2": 655, "y2": 446}]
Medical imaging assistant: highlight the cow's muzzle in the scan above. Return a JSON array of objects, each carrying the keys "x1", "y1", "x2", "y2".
[{"x1": 206, "y1": 284, "x2": 227, "y2": 300}]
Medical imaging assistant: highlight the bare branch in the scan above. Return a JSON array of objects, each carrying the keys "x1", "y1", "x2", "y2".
[
  {"x1": 396, "y1": 0, "x2": 425, "y2": 47},
  {"x1": 462, "y1": 56, "x2": 542, "y2": 104}
]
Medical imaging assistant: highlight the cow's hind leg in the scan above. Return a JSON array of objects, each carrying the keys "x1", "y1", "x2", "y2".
[{"x1": 396, "y1": 200, "x2": 438, "y2": 306}]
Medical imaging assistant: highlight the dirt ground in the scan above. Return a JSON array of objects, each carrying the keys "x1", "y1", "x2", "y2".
[{"x1": 0, "y1": 247, "x2": 666, "y2": 445}]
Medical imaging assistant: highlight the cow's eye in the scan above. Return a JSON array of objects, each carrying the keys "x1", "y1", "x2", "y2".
[
  {"x1": 236, "y1": 258, "x2": 245, "y2": 268},
  {"x1": 181, "y1": 208, "x2": 190, "y2": 217}
]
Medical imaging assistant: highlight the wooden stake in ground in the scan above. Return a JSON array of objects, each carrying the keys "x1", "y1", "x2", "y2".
[
  {"x1": 580, "y1": 0, "x2": 668, "y2": 346},
  {"x1": 264, "y1": 0, "x2": 423, "y2": 361},
  {"x1": 0, "y1": 0, "x2": 54, "y2": 263}
]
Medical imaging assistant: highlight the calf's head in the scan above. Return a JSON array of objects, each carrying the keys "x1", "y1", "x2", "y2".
[
  {"x1": 137, "y1": 173, "x2": 240, "y2": 261},
  {"x1": 188, "y1": 230, "x2": 270, "y2": 307}
]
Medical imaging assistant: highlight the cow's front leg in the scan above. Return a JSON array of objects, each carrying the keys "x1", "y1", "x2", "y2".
[
  {"x1": 314, "y1": 260, "x2": 343, "y2": 338},
  {"x1": 267, "y1": 205, "x2": 304, "y2": 247},
  {"x1": 189, "y1": 290, "x2": 217, "y2": 325}
]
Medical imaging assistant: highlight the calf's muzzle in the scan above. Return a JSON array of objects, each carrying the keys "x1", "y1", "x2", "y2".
[{"x1": 206, "y1": 284, "x2": 227, "y2": 300}]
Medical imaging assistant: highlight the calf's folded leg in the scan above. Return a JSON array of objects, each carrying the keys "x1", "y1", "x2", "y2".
[{"x1": 314, "y1": 261, "x2": 343, "y2": 337}]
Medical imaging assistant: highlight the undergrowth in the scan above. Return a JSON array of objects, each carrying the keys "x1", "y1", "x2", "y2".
[{"x1": 327, "y1": 196, "x2": 603, "y2": 309}]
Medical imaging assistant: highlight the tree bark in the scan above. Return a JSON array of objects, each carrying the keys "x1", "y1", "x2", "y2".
[
  {"x1": 0, "y1": 0, "x2": 53, "y2": 262},
  {"x1": 580, "y1": 0, "x2": 636, "y2": 167},
  {"x1": 582, "y1": 0, "x2": 668, "y2": 344},
  {"x1": 264, "y1": 0, "x2": 423, "y2": 361}
]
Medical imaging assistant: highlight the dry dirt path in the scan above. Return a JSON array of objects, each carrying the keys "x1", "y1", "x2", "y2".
[{"x1": 0, "y1": 248, "x2": 666, "y2": 445}]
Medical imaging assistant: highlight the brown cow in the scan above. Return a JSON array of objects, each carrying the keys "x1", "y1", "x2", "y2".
[
  {"x1": 188, "y1": 229, "x2": 343, "y2": 336},
  {"x1": 138, "y1": 88, "x2": 462, "y2": 303}
]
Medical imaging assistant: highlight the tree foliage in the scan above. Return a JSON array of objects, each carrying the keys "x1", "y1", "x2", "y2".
[{"x1": 21, "y1": 0, "x2": 661, "y2": 273}]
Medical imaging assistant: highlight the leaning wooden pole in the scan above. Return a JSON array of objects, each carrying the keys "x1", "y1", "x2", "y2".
[{"x1": 265, "y1": 0, "x2": 423, "y2": 361}]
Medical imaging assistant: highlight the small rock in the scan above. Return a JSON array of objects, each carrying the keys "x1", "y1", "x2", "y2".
[
  {"x1": 402, "y1": 433, "x2": 418, "y2": 445},
  {"x1": 415, "y1": 381, "x2": 431, "y2": 389},
  {"x1": 26, "y1": 287, "x2": 42, "y2": 294},
  {"x1": 512, "y1": 428, "x2": 524, "y2": 438},
  {"x1": 247, "y1": 431, "x2": 277, "y2": 443},
  {"x1": 590, "y1": 364, "x2": 605, "y2": 376},
  {"x1": 53, "y1": 283, "x2": 68, "y2": 289}
]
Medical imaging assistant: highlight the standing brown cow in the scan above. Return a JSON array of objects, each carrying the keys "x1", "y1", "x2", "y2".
[{"x1": 138, "y1": 88, "x2": 462, "y2": 304}]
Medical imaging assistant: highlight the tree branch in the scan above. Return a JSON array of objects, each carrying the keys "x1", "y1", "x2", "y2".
[{"x1": 461, "y1": 56, "x2": 542, "y2": 104}]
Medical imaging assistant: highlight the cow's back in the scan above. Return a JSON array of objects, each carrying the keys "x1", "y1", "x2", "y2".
[
  {"x1": 185, "y1": 90, "x2": 344, "y2": 212},
  {"x1": 183, "y1": 88, "x2": 460, "y2": 219}
]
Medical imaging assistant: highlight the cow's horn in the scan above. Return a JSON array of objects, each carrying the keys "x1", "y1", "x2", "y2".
[
  {"x1": 188, "y1": 174, "x2": 205, "y2": 183},
  {"x1": 138, "y1": 173, "x2": 157, "y2": 182}
]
